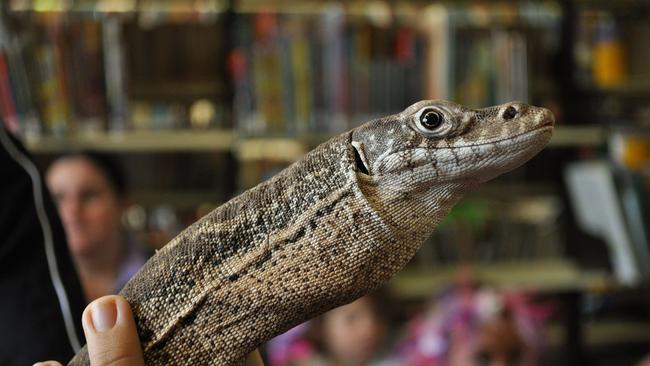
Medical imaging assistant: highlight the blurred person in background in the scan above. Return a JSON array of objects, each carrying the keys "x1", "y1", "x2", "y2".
[
  {"x1": 391, "y1": 285, "x2": 552, "y2": 366},
  {"x1": 267, "y1": 292, "x2": 390, "y2": 366},
  {"x1": 46, "y1": 151, "x2": 149, "y2": 301}
]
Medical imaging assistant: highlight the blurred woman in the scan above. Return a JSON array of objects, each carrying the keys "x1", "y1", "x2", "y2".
[{"x1": 46, "y1": 152, "x2": 148, "y2": 302}]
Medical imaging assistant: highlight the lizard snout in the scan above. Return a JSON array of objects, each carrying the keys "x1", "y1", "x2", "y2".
[{"x1": 538, "y1": 107, "x2": 555, "y2": 128}]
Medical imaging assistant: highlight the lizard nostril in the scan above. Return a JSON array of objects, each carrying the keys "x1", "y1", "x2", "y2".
[{"x1": 502, "y1": 106, "x2": 518, "y2": 120}]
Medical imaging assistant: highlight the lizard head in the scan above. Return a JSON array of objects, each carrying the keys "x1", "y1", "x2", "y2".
[{"x1": 350, "y1": 100, "x2": 554, "y2": 184}]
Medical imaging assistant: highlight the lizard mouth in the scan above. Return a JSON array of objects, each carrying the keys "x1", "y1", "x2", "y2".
[
  {"x1": 452, "y1": 123, "x2": 553, "y2": 149},
  {"x1": 539, "y1": 121, "x2": 554, "y2": 129}
]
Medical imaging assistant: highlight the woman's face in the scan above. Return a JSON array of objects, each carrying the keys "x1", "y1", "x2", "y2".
[
  {"x1": 47, "y1": 157, "x2": 123, "y2": 257},
  {"x1": 322, "y1": 296, "x2": 386, "y2": 366}
]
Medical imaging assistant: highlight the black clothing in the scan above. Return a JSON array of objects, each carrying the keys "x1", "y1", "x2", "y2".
[{"x1": 0, "y1": 126, "x2": 86, "y2": 365}]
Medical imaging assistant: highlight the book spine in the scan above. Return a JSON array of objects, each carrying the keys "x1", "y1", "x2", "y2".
[
  {"x1": 286, "y1": 17, "x2": 312, "y2": 134},
  {"x1": 279, "y1": 22, "x2": 295, "y2": 134},
  {"x1": 48, "y1": 24, "x2": 73, "y2": 132},
  {"x1": 71, "y1": 20, "x2": 106, "y2": 134},
  {"x1": 103, "y1": 17, "x2": 129, "y2": 132},
  {"x1": 36, "y1": 43, "x2": 68, "y2": 136},
  {"x1": 321, "y1": 4, "x2": 346, "y2": 133}
]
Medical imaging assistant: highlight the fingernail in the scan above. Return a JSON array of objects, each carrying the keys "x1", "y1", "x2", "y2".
[{"x1": 91, "y1": 299, "x2": 117, "y2": 332}]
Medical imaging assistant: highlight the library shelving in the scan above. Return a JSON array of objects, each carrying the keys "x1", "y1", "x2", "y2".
[{"x1": 2, "y1": 2, "x2": 649, "y2": 364}]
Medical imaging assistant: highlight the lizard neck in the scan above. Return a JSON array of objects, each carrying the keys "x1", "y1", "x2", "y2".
[{"x1": 356, "y1": 173, "x2": 475, "y2": 240}]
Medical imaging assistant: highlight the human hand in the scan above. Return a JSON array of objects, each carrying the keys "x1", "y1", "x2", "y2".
[
  {"x1": 34, "y1": 295, "x2": 144, "y2": 366},
  {"x1": 34, "y1": 295, "x2": 264, "y2": 366}
]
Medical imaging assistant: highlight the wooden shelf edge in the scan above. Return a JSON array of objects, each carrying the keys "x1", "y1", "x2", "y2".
[
  {"x1": 549, "y1": 125, "x2": 604, "y2": 147},
  {"x1": 25, "y1": 130, "x2": 235, "y2": 153},
  {"x1": 24, "y1": 125, "x2": 603, "y2": 155},
  {"x1": 546, "y1": 321, "x2": 650, "y2": 348},
  {"x1": 389, "y1": 259, "x2": 613, "y2": 299},
  {"x1": 235, "y1": 137, "x2": 308, "y2": 162}
]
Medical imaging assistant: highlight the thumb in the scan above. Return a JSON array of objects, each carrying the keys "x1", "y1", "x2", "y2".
[{"x1": 82, "y1": 295, "x2": 145, "y2": 366}]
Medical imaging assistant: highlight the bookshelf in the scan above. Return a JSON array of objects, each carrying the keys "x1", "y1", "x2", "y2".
[
  {"x1": 0, "y1": 0, "x2": 613, "y2": 272},
  {"x1": 3, "y1": 1, "x2": 649, "y2": 363},
  {"x1": 0, "y1": 1, "x2": 635, "y2": 254},
  {"x1": 1, "y1": 1, "x2": 600, "y2": 142}
]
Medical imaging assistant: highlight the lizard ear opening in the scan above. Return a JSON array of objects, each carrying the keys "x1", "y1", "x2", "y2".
[{"x1": 351, "y1": 141, "x2": 370, "y2": 175}]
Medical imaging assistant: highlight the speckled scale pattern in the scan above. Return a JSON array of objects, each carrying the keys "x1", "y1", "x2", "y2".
[{"x1": 69, "y1": 100, "x2": 553, "y2": 366}]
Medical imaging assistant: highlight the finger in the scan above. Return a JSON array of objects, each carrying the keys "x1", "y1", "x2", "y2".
[
  {"x1": 82, "y1": 295, "x2": 145, "y2": 366},
  {"x1": 245, "y1": 350, "x2": 264, "y2": 366},
  {"x1": 32, "y1": 362, "x2": 63, "y2": 366}
]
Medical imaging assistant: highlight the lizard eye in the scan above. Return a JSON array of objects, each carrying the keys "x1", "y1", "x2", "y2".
[
  {"x1": 502, "y1": 106, "x2": 518, "y2": 120},
  {"x1": 418, "y1": 109, "x2": 444, "y2": 130}
]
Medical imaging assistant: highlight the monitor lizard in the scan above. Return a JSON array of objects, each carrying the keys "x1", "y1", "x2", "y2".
[{"x1": 69, "y1": 100, "x2": 554, "y2": 365}]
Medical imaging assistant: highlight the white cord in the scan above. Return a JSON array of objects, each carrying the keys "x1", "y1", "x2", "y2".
[{"x1": 0, "y1": 127, "x2": 82, "y2": 352}]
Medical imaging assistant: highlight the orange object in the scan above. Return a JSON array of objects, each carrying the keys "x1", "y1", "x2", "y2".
[
  {"x1": 592, "y1": 16, "x2": 626, "y2": 88},
  {"x1": 621, "y1": 136, "x2": 650, "y2": 170}
]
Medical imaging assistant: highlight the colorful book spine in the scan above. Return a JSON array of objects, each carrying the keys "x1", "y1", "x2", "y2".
[
  {"x1": 287, "y1": 17, "x2": 312, "y2": 134},
  {"x1": 36, "y1": 43, "x2": 68, "y2": 136},
  {"x1": 69, "y1": 20, "x2": 106, "y2": 134},
  {"x1": 252, "y1": 13, "x2": 284, "y2": 133}
]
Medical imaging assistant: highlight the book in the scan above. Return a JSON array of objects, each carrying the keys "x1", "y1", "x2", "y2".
[
  {"x1": 68, "y1": 20, "x2": 106, "y2": 134},
  {"x1": 103, "y1": 17, "x2": 129, "y2": 132}
]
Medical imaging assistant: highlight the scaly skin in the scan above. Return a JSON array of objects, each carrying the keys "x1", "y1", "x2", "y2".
[{"x1": 69, "y1": 100, "x2": 554, "y2": 365}]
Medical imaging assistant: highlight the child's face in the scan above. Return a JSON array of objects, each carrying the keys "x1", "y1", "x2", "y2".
[
  {"x1": 459, "y1": 315, "x2": 525, "y2": 366},
  {"x1": 322, "y1": 296, "x2": 386, "y2": 366}
]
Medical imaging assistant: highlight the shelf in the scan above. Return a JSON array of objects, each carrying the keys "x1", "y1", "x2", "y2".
[
  {"x1": 548, "y1": 125, "x2": 604, "y2": 147},
  {"x1": 235, "y1": 137, "x2": 307, "y2": 162},
  {"x1": 24, "y1": 125, "x2": 604, "y2": 156},
  {"x1": 25, "y1": 129, "x2": 234, "y2": 153},
  {"x1": 584, "y1": 321, "x2": 650, "y2": 346},
  {"x1": 234, "y1": 125, "x2": 605, "y2": 162},
  {"x1": 389, "y1": 259, "x2": 613, "y2": 299},
  {"x1": 546, "y1": 321, "x2": 650, "y2": 348}
]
